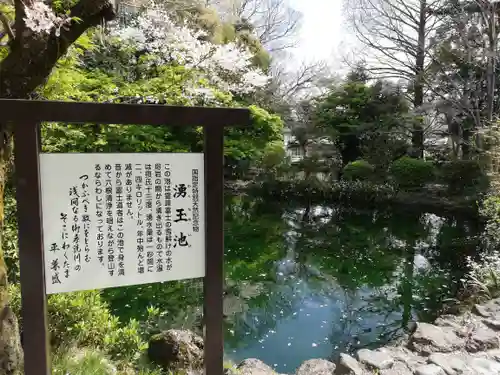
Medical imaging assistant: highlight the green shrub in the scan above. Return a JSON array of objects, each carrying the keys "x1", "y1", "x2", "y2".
[
  {"x1": 389, "y1": 156, "x2": 435, "y2": 188},
  {"x1": 52, "y1": 349, "x2": 117, "y2": 375},
  {"x1": 440, "y1": 160, "x2": 486, "y2": 193},
  {"x1": 9, "y1": 285, "x2": 146, "y2": 364},
  {"x1": 342, "y1": 160, "x2": 375, "y2": 181}
]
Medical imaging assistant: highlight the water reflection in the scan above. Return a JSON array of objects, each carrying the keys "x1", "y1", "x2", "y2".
[
  {"x1": 223, "y1": 196, "x2": 480, "y2": 372},
  {"x1": 101, "y1": 195, "x2": 481, "y2": 372}
]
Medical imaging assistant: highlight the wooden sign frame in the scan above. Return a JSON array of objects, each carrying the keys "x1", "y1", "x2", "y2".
[{"x1": 0, "y1": 99, "x2": 250, "y2": 375}]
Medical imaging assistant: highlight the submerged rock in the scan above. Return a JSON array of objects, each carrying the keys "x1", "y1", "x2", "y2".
[
  {"x1": 147, "y1": 329, "x2": 204, "y2": 371},
  {"x1": 296, "y1": 359, "x2": 335, "y2": 375}
]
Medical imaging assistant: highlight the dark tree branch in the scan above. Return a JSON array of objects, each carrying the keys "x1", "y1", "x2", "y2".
[{"x1": 0, "y1": 0, "x2": 115, "y2": 98}]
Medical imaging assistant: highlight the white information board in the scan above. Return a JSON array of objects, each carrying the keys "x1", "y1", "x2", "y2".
[{"x1": 40, "y1": 153, "x2": 205, "y2": 294}]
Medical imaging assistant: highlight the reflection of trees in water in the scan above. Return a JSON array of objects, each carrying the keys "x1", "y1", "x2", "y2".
[
  {"x1": 223, "y1": 196, "x2": 483, "y2": 358},
  {"x1": 102, "y1": 194, "x2": 483, "y2": 355}
]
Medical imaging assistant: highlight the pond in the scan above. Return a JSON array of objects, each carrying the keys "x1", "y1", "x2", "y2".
[{"x1": 102, "y1": 194, "x2": 482, "y2": 373}]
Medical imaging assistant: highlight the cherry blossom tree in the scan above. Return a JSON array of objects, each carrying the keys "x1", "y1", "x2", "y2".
[
  {"x1": 0, "y1": 0, "x2": 115, "y2": 371},
  {"x1": 112, "y1": 5, "x2": 269, "y2": 95}
]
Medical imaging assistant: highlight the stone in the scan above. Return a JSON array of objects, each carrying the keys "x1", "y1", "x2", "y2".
[
  {"x1": 409, "y1": 323, "x2": 464, "y2": 354},
  {"x1": 335, "y1": 354, "x2": 363, "y2": 375},
  {"x1": 473, "y1": 304, "x2": 491, "y2": 318},
  {"x1": 356, "y1": 349, "x2": 394, "y2": 370},
  {"x1": 467, "y1": 357, "x2": 500, "y2": 374},
  {"x1": 486, "y1": 348, "x2": 500, "y2": 361},
  {"x1": 147, "y1": 329, "x2": 204, "y2": 371},
  {"x1": 483, "y1": 319, "x2": 500, "y2": 331},
  {"x1": 414, "y1": 364, "x2": 446, "y2": 375},
  {"x1": 473, "y1": 300, "x2": 500, "y2": 318},
  {"x1": 466, "y1": 327, "x2": 500, "y2": 352},
  {"x1": 237, "y1": 358, "x2": 276, "y2": 375},
  {"x1": 296, "y1": 359, "x2": 335, "y2": 375},
  {"x1": 428, "y1": 353, "x2": 467, "y2": 375}
]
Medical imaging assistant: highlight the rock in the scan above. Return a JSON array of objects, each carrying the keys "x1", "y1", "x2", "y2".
[
  {"x1": 466, "y1": 327, "x2": 500, "y2": 352},
  {"x1": 483, "y1": 319, "x2": 500, "y2": 331},
  {"x1": 335, "y1": 354, "x2": 363, "y2": 375},
  {"x1": 486, "y1": 348, "x2": 500, "y2": 361},
  {"x1": 237, "y1": 358, "x2": 276, "y2": 375},
  {"x1": 466, "y1": 357, "x2": 500, "y2": 374},
  {"x1": 473, "y1": 304, "x2": 491, "y2": 318},
  {"x1": 473, "y1": 300, "x2": 500, "y2": 318},
  {"x1": 427, "y1": 353, "x2": 467, "y2": 375},
  {"x1": 409, "y1": 323, "x2": 464, "y2": 354},
  {"x1": 296, "y1": 359, "x2": 335, "y2": 375},
  {"x1": 414, "y1": 364, "x2": 446, "y2": 375},
  {"x1": 147, "y1": 329, "x2": 204, "y2": 371},
  {"x1": 356, "y1": 349, "x2": 394, "y2": 370}
]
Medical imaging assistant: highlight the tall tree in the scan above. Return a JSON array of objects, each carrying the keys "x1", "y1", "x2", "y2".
[
  {"x1": 425, "y1": 0, "x2": 500, "y2": 158},
  {"x1": 0, "y1": 0, "x2": 115, "y2": 371},
  {"x1": 208, "y1": 0, "x2": 302, "y2": 52},
  {"x1": 344, "y1": 0, "x2": 447, "y2": 157}
]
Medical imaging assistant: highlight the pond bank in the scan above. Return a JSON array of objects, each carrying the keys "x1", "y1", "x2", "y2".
[
  {"x1": 230, "y1": 297, "x2": 500, "y2": 375},
  {"x1": 251, "y1": 180, "x2": 481, "y2": 219},
  {"x1": 149, "y1": 297, "x2": 500, "y2": 374}
]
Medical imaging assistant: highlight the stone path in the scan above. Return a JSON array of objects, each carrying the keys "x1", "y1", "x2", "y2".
[{"x1": 235, "y1": 298, "x2": 500, "y2": 375}]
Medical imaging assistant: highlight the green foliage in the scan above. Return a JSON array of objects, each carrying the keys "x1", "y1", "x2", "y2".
[
  {"x1": 9, "y1": 285, "x2": 146, "y2": 364},
  {"x1": 439, "y1": 160, "x2": 486, "y2": 194},
  {"x1": 389, "y1": 156, "x2": 435, "y2": 188},
  {"x1": 342, "y1": 160, "x2": 375, "y2": 181},
  {"x1": 52, "y1": 349, "x2": 118, "y2": 375},
  {"x1": 258, "y1": 179, "x2": 397, "y2": 204},
  {"x1": 315, "y1": 78, "x2": 410, "y2": 166}
]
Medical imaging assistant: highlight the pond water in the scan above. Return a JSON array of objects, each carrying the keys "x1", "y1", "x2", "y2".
[{"x1": 102, "y1": 194, "x2": 482, "y2": 373}]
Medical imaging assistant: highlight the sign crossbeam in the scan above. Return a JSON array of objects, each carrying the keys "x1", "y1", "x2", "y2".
[{"x1": 7, "y1": 99, "x2": 250, "y2": 375}]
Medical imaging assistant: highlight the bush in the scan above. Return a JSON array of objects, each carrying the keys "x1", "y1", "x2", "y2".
[
  {"x1": 389, "y1": 156, "x2": 435, "y2": 188},
  {"x1": 9, "y1": 285, "x2": 147, "y2": 364},
  {"x1": 342, "y1": 160, "x2": 375, "y2": 181},
  {"x1": 440, "y1": 160, "x2": 486, "y2": 194},
  {"x1": 52, "y1": 349, "x2": 117, "y2": 375}
]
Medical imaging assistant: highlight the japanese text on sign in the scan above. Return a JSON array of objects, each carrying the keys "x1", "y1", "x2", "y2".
[{"x1": 40, "y1": 153, "x2": 205, "y2": 294}]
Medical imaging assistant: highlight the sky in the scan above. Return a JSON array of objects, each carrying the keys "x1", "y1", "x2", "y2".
[{"x1": 288, "y1": 0, "x2": 352, "y2": 68}]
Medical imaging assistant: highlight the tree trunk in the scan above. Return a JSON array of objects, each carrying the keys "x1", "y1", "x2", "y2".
[
  {"x1": 412, "y1": 0, "x2": 426, "y2": 158},
  {"x1": 485, "y1": 3, "x2": 497, "y2": 124},
  {"x1": 0, "y1": 124, "x2": 22, "y2": 374},
  {"x1": 401, "y1": 246, "x2": 414, "y2": 329}
]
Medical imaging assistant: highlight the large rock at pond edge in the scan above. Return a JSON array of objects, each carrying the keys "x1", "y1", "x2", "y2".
[
  {"x1": 148, "y1": 329, "x2": 204, "y2": 371},
  {"x1": 296, "y1": 359, "x2": 336, "y2": 375},
  {"x1": 356, "y1": 349, "x2": 394, "y2": 370},
  {"x1": 409, "y1": 322, "x2": 464, "y2": 354},
  {"x1": 237, "y1": 358, "x2": 276, "y2": 375},
  {"x1": 335, "y1": 354, "x2": 363, "y2": 375}
]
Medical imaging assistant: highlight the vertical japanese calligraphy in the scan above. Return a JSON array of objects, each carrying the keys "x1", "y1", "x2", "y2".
[
  {"x1": 40, "y1": 153, "x2": 205, "y2": 294},
  {"x1": 95, "y1": 164, "x2": 105, "y2": 265},
  {"x1": 164, "y1": 164, "x2": 172, "y2": 272},
  {"x1": 192, "y1": 169, "x2": 200, "y2": 233},
  {"x1": 115, "y1": 164, "x2": 125, "y2": 277},
  {"x1": 154, "y1": 163, "x2": 164, "y2": 273},
  {"x1": 105, "y1": 164, "x2": 115, "y2": 276},
  {"x1": 135, "y1": 163, "x2": 145, "y2": 275}
]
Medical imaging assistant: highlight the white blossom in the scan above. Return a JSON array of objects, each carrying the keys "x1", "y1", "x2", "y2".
[
  {"x1": 23, "y1": 1, "x2": 63, "y2": 35},
  {"x1": 110, "y1": 4, "x2": 269, "y2": 95}
]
